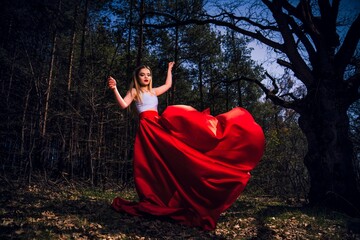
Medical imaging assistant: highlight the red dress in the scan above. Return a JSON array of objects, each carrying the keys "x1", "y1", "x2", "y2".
[{"x1": 112, "y1": 105, "x2": 265, "y2": 230}]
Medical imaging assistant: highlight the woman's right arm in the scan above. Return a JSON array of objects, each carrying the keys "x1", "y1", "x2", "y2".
[
  {"x1": 108, "y1": 76, "x2": 135, "y2": 109},
  {"x1": 154, "y1": 61, "x2": 175, "y2": 96}
]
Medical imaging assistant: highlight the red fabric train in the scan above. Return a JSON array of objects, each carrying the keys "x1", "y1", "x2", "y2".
[{"x1": 112, "y1": 105, "x2": 265, "y2": 230}]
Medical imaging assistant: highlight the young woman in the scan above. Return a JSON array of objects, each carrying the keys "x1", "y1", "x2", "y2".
[{"x1": 108, "y1": 62, "x2": 265, "y2": 230}]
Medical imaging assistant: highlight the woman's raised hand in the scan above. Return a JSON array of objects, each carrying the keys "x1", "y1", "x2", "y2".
[
  {"x1": 168, "y1": 61, "x2": 175, "y2": 71},
  {"x1": 108, "y1": 76, "x2": 117, "y2": 90}
]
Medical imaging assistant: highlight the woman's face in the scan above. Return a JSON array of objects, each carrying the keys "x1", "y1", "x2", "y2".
[{"x1": 137, "y1": 68, "x2": 152, "y2": 87}]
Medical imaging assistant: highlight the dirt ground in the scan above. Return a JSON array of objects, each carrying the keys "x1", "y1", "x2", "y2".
[{"x1": 1, "y1": 180, "x2": 360, "y2": 239}]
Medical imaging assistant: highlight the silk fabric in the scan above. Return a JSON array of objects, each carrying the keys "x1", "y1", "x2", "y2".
[{"x1": 112, "y1": 105, "x2": 265, "y2": 230}]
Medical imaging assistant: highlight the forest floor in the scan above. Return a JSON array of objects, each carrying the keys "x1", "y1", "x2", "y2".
[{"x1": 1, "y1": 178, "x2": 360, "y2": 240}]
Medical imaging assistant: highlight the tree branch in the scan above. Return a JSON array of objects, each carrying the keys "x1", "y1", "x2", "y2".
[
  {"x1": 142, "y1": 11, "x2": 285, "y2": 52},
  {"x1": 335, "y1": 13, "x2": 360, "y2": 75},
  {"x1": 318, "y1": 0, "x2": 339, "y2": 25},
  {"x1": 265, "y1": 71, "x2": 279, "y2": 94},
  {"x1": 144, "y1": 6, "x2": 316, "y2": 87},
  {"x1": 345, "y1": 72, "x2": 360, "y2": 105},
  {"x1": 262, "y1": 0, "x2": 315, "y2": 86},
  {"x1": 228, "y1": 74, "x2": 299, "y2": 109},
  {"x1": 276, "y1": 59, "x2": 294, "y2": 71},
  {"x1": 286, "y1": 15, "x2": 316, "y2": 62},
  {"x1": 214, "y1": 11, "x2": 279, "y2": 31}
]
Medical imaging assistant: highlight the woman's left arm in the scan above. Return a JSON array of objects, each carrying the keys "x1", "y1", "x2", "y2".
[{"x1": 154, "y1": 61, "x2": 175, "y2": 96}]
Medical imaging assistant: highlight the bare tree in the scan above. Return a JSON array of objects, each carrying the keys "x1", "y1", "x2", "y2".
[{"x1": 143, "y1": 0, "x2": 360, "y2": 213}]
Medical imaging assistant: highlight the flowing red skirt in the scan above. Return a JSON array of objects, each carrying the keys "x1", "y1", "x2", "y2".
[{"x1": 111, "y1": 105, "x2": 265, "y2": 230}]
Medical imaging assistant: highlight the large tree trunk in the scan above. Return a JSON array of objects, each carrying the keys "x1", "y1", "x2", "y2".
[{"x1": 298, "y1": 83, "x2": 360, "y2": 215}]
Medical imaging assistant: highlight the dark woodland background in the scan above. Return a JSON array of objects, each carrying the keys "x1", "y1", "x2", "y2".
[{"x1": 0, "y1": 0, "x2": 359, "y2": 214}]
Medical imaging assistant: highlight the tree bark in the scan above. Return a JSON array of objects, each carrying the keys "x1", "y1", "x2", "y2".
[
  {"x1": 170, "y1": 0, "x2": 179, "y2": 105},
  {"x1": 67, "y1": 4, "x2": 78, "y2": 92},
  {"x1": 136, "y1": 0, "x2": 145, "y2": 66},
  {"x1": 42, "y1": 32, "x2": 57, "y2": 138},
  {"x1": 298, "y1": 83, "x2": 360, "y2": 215},
  {"x1": 126, "y1": 0, "x2": 134, "y2": 80},
  {"x1": 198, "y1": 62, "x2": 204, "y2": 110}
]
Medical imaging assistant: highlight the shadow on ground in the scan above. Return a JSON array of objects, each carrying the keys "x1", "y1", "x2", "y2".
[{"x1": 1, "y1": 182, "x2": 358, "y2": 239}]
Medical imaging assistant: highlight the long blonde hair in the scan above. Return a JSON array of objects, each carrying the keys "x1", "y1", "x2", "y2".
[{"x1": 129, "y1": 65, "x2": 153, "y2": 103}]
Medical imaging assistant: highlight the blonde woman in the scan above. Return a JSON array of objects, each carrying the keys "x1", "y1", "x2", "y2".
[{"x1": 108, "y1": 62, "x2": 265, "y2": 230}]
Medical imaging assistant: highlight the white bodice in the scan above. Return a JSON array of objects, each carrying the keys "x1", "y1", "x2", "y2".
[{"x1": 135, "y1": 91, "x2": 158, "y2": 113}]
